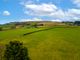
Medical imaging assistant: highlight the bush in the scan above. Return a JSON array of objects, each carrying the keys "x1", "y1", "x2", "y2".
[
  {"x1": 4, "y1": 41, "x2": 30, "y2": 60},
  {"x1": 0, "y1": 27, "x2": 3, "y2": 31},
  {"x1": 0, "y1": 45, "x2": 4, "y2": 60}
]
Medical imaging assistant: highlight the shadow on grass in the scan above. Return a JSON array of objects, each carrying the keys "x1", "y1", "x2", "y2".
[
  {"x1": 23, "y1": 26, "x2": 78, "y2": 36},
  {"x1": 23, "y1": 27, "x2": 54, "y2": 36}
]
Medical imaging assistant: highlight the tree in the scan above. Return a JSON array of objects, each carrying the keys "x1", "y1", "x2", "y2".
[
  {"x1": 31, "y1": 22, "x2": 38, "y2": 28},
  {"x1": 0, "y1": 27, "x2": 3, "y2": 31},
  {"x1": 74, "y1": 21, "x2": 80, "y2": 26},
  {"x1": 4, "y1": 41, "x2": 30, "y2": 60}
]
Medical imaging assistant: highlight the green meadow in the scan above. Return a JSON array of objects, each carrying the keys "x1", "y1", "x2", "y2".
[{"x1": 0, "y1": 26, "x2": 80, "y2": 60}]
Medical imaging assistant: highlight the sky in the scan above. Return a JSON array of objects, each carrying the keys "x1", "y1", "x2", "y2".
[{"x1": 0, "y1": 0, "x2": 80, "y2": 24}]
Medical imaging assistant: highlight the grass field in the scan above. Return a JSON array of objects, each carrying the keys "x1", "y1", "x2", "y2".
[{"x1": 0, "y1": 26, "x2": 80, "y2": 60}]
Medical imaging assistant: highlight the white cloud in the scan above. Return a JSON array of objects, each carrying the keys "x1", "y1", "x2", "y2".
[
  {"x1": 23, "y1": 3, "x2": 58, "y2": 16},
  {"x1": 72, "y1": 0, "x2": 80, "y2": 7},
  {"x1": 20, "y1": 18, "x2": 43, "y2": 22},
  {"x1": 69, "y1": 9, "x2": 80, "y2": 20},
  {"x1": 50, "y1": 8, "x2": 80, "y2": 21},
  {"x1": 22, "y1": 3, "x2": 66, "y2": 19},
  {"x1": 3, "y1": 11, "x2": 10, "y2": 16},
  {"x1": 66, "y1": 9, "x2": 80, "y2": 19},
  {"x1": 67, "y1": 9, "x2": 80, "y2": 15},
  {"x1": 21, "y1": 1, "x2": 80, "y2": 21},
  {"x1": 51, "y1": 19, "x2": 62, "y2": 22},
  {"x1": 50, "y1": 9, "x2": 66, "y2": 18}
]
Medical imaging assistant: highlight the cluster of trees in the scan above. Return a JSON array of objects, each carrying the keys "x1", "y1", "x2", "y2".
[
  {"x1": 74, "y1": 21, "x2": 80, "y2": 26},
  {"x1": 62, "y1": 21, "x2": 80, "y2": 26},
  {"x1": 0, "y1": 22, "x2": 43, "y2": 31},
  {"x1": 3, "y1": 41, "x2": 30, "y2": 60},
  {"x1": 0, "y1": 21, "x2": 80, "y2": 31}
]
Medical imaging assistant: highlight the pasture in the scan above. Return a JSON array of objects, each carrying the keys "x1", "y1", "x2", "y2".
[{"x1": 0, "y1": 26, "x2": 80, "y2": 60}]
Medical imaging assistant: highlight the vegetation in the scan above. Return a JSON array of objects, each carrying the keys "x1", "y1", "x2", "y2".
[
  {"x1": 4, "y1": 41, "x2": 30, "y2": 60},
  {"x1": 74, "y1": 21, "x2": 80, "y2": 26},
  {"x1": 0, "y1": 22, "x2": 80, "y2": 60},
  {"x1": 0, "y1": 27, "x2": 3, "y2": 31},
  {"x1": 0, "y1": 45, "x2": 4, "y2": 60}
]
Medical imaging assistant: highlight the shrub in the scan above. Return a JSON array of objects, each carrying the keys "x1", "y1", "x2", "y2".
[
  {"x1": 4, "y1": 41, "x2": 30, "y2": 60},
  {"x1": 0, "y1": 27, "x2": 3, "y2": 31}
]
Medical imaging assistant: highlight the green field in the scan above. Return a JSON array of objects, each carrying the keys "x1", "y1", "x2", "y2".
[{"x1": 0, "y1": 26, "x2": 80, "y2": 60}]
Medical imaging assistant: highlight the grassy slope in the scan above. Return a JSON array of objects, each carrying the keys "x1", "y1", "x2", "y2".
[{"x1": 0, "y1": 27, "x2": 80, "y2": 60}]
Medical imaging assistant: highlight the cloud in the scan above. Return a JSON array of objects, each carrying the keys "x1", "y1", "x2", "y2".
[
  {"x1": 24, "y1": 3, "x2": 65, "y2": 18},
  {"x1": 51, "y1": 19, "x2": 62, "y2": 22},
  {"x1": 3, "y1": 11, "x2": 10, "y2": 16},
  {"x1": 22, "y1": 3, "x2": 65, "y2": 18},
  {"x1": 20, "y1": 18, "x2": 43, "y2": 22},
  {"x1": 67, "y1": 9, "x2": 80, "y2": 16},
  {"x1": 72, "y1": 0, "x2": 80, "y2": 7},
  {"x1": 50, "y1": 8, "x2": 80, "y2": 21},
  {"x1": 24, "y1": 3, "x2": 58, "y2": 16},
  {"x1": 67, "y1": 9, "x2": 80, "y2": 20},
  {"x1": 21, "y1": 0, "x2": 80, "y2": 21},
  {"x1": 20, "y1": 0, "x2": 39, "y2": 5},
  {"x1": 50, "y1": 9, "x2": 65, "y2": 18},
  {"x1": 20, "y1": 0, "x2": 66, "y2": 19}
]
